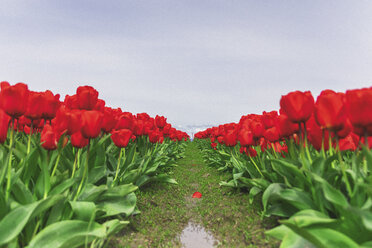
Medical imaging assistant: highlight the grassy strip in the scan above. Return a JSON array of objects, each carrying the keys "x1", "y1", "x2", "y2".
[{"x1": 110, "y1": 142, "x2": 278, "y2": 247}]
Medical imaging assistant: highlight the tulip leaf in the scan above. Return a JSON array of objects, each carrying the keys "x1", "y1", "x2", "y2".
[
  {"x1": 69, "y1": 201, "x2": 96, "y2": 222},
  {"x1": 0, "y1": 195, "x2": 63, "y2": 246},
  {"x1": 27, "y1": 220, "x2": 106, "y2": 248},
  {"x1": 97, "y1": 192, "x2": 137, "y2": 218}
]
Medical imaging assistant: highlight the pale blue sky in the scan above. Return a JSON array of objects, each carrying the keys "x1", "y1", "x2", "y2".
[{"x1": 1, "y1": 1, "x2": 372, "y2": 131}]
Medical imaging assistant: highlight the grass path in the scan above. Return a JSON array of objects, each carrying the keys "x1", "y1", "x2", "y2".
[{"x1": 110, "y1": 142, "x2": 278, "y2": 247}]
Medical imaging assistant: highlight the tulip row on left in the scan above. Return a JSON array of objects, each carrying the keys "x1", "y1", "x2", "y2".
[{"x1": 0, "y1": 81, "x2": 189, "y2": 248}]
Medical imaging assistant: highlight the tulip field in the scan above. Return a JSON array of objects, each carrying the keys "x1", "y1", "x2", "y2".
[
  {"x1": 0, "y1": 82, "x2": 188, "y2": 247},
  {"x1": 195, "y1": 89, "x2": 372, "y2": 247},
  {"x1": 1, "y1": 82, "x2": 372, "y2": 248}
]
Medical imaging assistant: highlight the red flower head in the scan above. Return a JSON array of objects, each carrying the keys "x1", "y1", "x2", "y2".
[
  {"x1": 345, "y1": 88, "x2": 372, "y2": 131},
  {"x1": 102, "y1": 107, "x2": 117, "y2": 133},
  {"x1": 94, "y1": 99, "x2": 105, "y2": 112},
  {"x1": 42, "y1": 90, "x2": 60, "y2": 120},
  {"x1": 137, "y1": 112, "x2": 150, "y2": 121},
  {"x1": 149, "y1": 129, "x2": 162, "y2": 143},
  {"x1": 0, "y1": 82, "x2": 29, "y2": 118},
  {"x1": 155, "y1": 115, "x2": 167, "y2": 129},
  {"x1": 277, "y1": 114, "x2": 298, "y2": 139},
  {"x1": 40, "y1": 124, "x2": 58, "y2": 150},
  {"x1": 211, "y1": 142, "x2": 217, "y2": 149},
  {"x1": 314, "y1": 90, "x2": 347, "y2": 132},
  {"x1": 280, "y1": 91, "x2": 314, "y2": 123},
  {"x1": 263, "y1": 126, "x2": 280, "y2": 142},
  {"x1": 237, "y1": 129, "x2": 253, "y2": 147},
  {"x1": 81, "y1": 110, "x2": 103, "y2": 139},
  {"x1": 111, "y1": 129, "x2": 132, "y2": 148},
  {"x1": 262, "y1": 111, "x2": 278, "y2": 129},
  {"x1": 0, "y1": 109, "x2": 10, "y2": 143},
  {"x1": 54, "y1": 107, "x2": 82, "y2": 135},
  {"x1": 71, "y1": 131, "x2": 89, "y2": 148},
  {"x1": 76, "y1": 86, "x2": 99, "y2": 110},
  {"x1": 133, "y1": 119, "x2": 145, "y2": 136},
  {"x1": 25, "y1": 91, "x2": 44, "y2": 120},
  {"x1": 306, "y1": 115, "x2": 330, "y2": 151},
  {"x1": 64, "y1": 94, "x2": 78, "y2": 109},
  {"x1": 247, "y1": 147, "x2": 258, "y2": 157},
  {"x1": 223, "y1": 130, "x2": 237, "y2": 147},
  {"x1": 115, "y1": 112, "x2": 134, "y2": 130}
]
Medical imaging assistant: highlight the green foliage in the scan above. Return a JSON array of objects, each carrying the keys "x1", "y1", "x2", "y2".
[
  {"x1": 196, "y1": 138, "x2": 372, "y2": 247},
  {"x1": 0, "y1": 132, "x2": 187, "y2": 247}
]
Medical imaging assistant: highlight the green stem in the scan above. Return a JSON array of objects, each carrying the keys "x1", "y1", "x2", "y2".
[
  {"x1": 336, "y1": 135, "x2": 353, "y2": 196},
  {"x1": 27, "y1": 122, "x2": 33, "y2": 155},
  {"x1": 113, "y1": 148, "x2": 123, "y2": 184},
  {"x1": 74, "y1": 141, "x2": 90, "y2": 201},
  {"x1": 71, "y1": 149, "x2": 79, "y2": 178},
  {"x1": 51, "y1": 150, "x2": 62, "y2": 177},
  {"x1": 321, "y1": 129, "x2": 326, "y2": 158},
  {"x1": 43, "y1": 151, "x2": 50, "y2": 199},
  {"x1": 248, "y1": 153, "x2": 263, "y2": 177},
  {"x1": 303, "y1": 122, "x2": 313, "y2": 164},
  {"x1": 5, "y1": 119, "x2": 15, "y2": 202}
]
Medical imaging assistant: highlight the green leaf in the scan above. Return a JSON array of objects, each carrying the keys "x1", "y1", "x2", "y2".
[
  {"x1": 0, "y1": 195, "x2": 63, "y2": 246},
  {"x1": 312, "y1": 173, "x2": 349, "y2": 209},
  {"x1": 98, "y1": 192, "x2": 137, "y2": 218},
  {"x1": 69, "y1": 201, "x2": 96, "y2": 221},
  {"x1": 27, "y1": 220, "x2": 106, "y2": 248},
  {"x1": 282, "y1": 221, "x2": 360, "y2": 248},
  {"x1": 284, "y1": 209, "x2": 337, "y2": 227}
]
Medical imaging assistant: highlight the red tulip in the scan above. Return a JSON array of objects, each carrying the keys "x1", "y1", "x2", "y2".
[
  {"x1": 81, "y1": 110, "x2": 103, "y2": 139},
  {"x1": 280, "y1": 91, "x2": 314, "y2": 123},
  {"x1": 338, "y1": 134, "x2": 358, "y2": 151},
  {"x1": 111, "y1": 129, "x2": 132, "y2": 148},
  {"x1": 263, "y1": 126, "x2": 280, "y2": 142},
  {"x1": 149, "y1": 129, "x2": 162, "y2": 143},
  {"x1": 277, "y1": 114, "x2": 298, "y2": 138},
  {"x1": 71, "y1": 131, "x2": 89, "y2": 148},
  {"x1": 237, "y1": 129, "x2": 253, "y2": 147},
  {"x1": 223, "y1": 130, "x2": 237, "y2": 147},
  {"x1": 0, "y1": 109, "x2": 10, "y2": 143},
  {"x1": 155, "y1": 115, "x2": 167, "y2": 128},
  {"x1": 192, "y1": 192, "x2": 202, "y2": 198},
  {"x1": 262, "y1": 111, "x2": 278, "y2": 129},
  {"x1": 306, "y1": 115, "x2": 330, "y2": 151},
  {"x1": 314, "y1": 90, "x2": 347, "y2": 132},
  {"x1": 40, "y1": 124, "x2": 58, "y2": 150},
  {"x1": 133, "y1": 119, "x2": 145, "y2": 136},
  {"x1": 25, "y1": 91, "x2": 44, "y2": 120},
  {"x1": 76, "y1": 86, "x2": 99, "y2": 110},
  {"x1": 54, "y1": 107, "x2": 81, "y2": 135},
  {"x1": 211, "y1": 142, "x2": 217, "y2": 149},
  {"x1": 0, "y1": 82, "x2": 29, "y2": 118},
  {"x1": 115, "y1": 112, "x2": 134, "y2": 130},
  {"x1": 64, "y1": 94, "x2": 78, "y2": 109},
  {"x1": 247, "y1": 147, "x2": 258, "y2": 157},
  {"x1": 345, "y1": 88, "x2": 372, "y2": 132},
  {"x1": 42, "y1": 90, "x2": 60, "y2": 120},
  {"x1": 102, "y1": 107, "x2": 117, "y2": 133}
]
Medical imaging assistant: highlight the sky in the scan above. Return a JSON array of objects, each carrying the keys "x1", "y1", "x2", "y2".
[{"x1": 1, "y1": 1, "x2": 372, "y2": 133}]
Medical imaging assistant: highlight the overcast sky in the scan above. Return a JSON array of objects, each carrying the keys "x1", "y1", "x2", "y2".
[{"x1": 1, "y1": 1, "x2": 372, "y2": 130}]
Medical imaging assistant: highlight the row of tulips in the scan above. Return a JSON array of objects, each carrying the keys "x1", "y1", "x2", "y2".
[
  {"x1": 195, "y1": 87, "x2": 372, "y2": 247},
  {"x1": 0, "y1": 82, "x2": 189, "y2": 248}
]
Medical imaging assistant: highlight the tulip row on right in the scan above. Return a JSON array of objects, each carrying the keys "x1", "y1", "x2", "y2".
[{"x1": 195, "y1": 87, "x2": 372, "y2": 247}]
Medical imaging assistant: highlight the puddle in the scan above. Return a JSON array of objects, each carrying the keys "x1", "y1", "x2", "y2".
[{"x1": 179, "y1": 221, "x2": 218, "y2": 248}]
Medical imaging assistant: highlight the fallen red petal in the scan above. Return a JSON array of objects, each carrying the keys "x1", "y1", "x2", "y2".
[{"x1": 192, "y1": 191, "x2": 202, "y2": 198}]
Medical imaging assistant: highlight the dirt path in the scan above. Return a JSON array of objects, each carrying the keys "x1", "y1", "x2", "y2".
[{"x1": 110, "y1": 142, "x2": 277, "y2": 247}]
